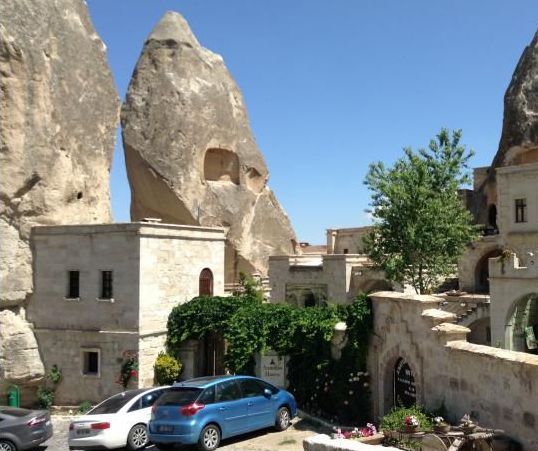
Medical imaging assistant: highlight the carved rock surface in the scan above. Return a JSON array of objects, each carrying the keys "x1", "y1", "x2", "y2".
[
  {"x1": 0, "y1": 0, "x2": 119, "y2": 386},
  {"x1": 492, "y1": 31, "x2": 538, "y2": 167},
  {"x1": 0, "y1": 0, "x2": 119, "y2": 307},
  {"x1": 122, "y1": 11, "x2": 297, "y2": 281},
  {"x1": 0, "y1": 309, "x2": 44, "y2": 385}
]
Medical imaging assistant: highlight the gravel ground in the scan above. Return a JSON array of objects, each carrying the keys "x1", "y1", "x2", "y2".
[{"x1": 38, "y1": 415, "x2": 320, "y2": 451}]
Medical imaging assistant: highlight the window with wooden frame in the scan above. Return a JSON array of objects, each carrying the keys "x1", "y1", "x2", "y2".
[{"x1": 199, "y1": 268, "x2": 214, "y2": 296}]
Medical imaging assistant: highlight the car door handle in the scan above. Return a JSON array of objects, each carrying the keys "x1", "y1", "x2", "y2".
[
  {"x1": 247, "y1": 402, "x2": 253, "y2": 406},
  {"x1": 219, "y1": 407, "x2": 227, "y2": 411}
]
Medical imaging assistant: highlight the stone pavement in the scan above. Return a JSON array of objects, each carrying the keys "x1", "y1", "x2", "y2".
[{"x1": 39, "y1": 415, "x2": 319, "y2": 451}]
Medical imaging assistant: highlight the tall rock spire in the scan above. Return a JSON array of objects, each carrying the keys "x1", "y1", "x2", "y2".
[
  {"x1": 492, "y1": 31, "x2": 538, "y2": 167},
  {"x1": 122, "y1": 11, "x2": 298, "y2": 283}
]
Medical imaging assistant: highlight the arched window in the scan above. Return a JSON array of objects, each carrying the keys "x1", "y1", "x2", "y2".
[{"x1": 199, "y1": 268, "x2": 214, "y2": 296}]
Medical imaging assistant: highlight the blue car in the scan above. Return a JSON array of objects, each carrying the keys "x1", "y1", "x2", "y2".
[{"x1": 148, "y1": 375, "x2": 297, "y2": 451}]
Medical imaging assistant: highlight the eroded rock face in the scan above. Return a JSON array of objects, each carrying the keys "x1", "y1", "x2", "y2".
[
  {"x1": 0, "y1": 309, "x2": 44, "y2": 385},
  {"x1": 122, "y1": 11, "x2": 298, "y2": 282},
  {"x1": 492, "y1": 31, "x2": 538, "y2": 168},
  {"x1": 0, "y1": 0, "x2": 119, "y2": 306},
  {"x1": 0, "y1": 0, "x2": 119, "y2": 384}
]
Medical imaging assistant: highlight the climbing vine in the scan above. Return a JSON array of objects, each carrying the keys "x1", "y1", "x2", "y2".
[{"x1": 166, "y1": 292, "x2": 373, "y2": 424}]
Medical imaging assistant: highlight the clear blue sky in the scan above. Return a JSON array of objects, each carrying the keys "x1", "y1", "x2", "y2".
[{"x1": 87, "y1": 1, "x2": 537, "y2": 244}]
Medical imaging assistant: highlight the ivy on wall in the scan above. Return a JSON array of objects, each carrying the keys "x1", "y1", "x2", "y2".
[{"x1": 166, "y1": 292, "x2": 372, "y2": 424}]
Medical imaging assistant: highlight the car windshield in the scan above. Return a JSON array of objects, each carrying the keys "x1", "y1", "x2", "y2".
[
  {"x1": 0, "y1": 408, "x2": 30, "y2": 417},
  {"x1": 88, "y1": 390, "x2": 144, "y2": 415},
  {"x1": 154, "y1": 387, "x2": 202, "y2": 406}
]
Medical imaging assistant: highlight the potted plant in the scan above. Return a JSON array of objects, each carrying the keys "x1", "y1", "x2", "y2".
[
  {"x1": 433, "y1": 416, "x2": 450, "y2": 433},
  {"x1": 403, "y1": 415, "x2": 420, "y2": 433}
]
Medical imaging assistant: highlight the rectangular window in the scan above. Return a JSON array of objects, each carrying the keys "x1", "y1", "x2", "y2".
[
  {"x1": 67, "y1": 271, "x2": 80, "y2": 298},
  {"x1": 100, "y1": 270, "x2": 113, "y2": 299},
  {"x1": 515, "y1": 198, "x2": 527, "y2": 223},
  {"x1": 82, "y1": 349, "x2": 100, "y2": 376}
]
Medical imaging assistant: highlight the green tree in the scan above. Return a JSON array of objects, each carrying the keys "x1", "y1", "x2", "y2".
[{"x1": 364, "y1": 129, "x2": 478, "y2": 294}]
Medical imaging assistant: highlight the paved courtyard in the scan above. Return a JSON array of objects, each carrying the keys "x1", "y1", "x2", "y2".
[{"x1": 39, "y1": 415, "x2": 320, "y2": 451}]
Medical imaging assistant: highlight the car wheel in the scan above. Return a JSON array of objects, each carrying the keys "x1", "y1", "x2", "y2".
[
  {"x1": 275, "y1": 406, "x2": 291, "y2": 431},
  {"x1": 0, "y1": 440, "x2": 16, "y2": 451},
  {"x1": 197, "y1": 424, "x2": 220, "y2": 451},
  {"x1": 127, "y1": 423, "x2": 149, "y2": 450}
]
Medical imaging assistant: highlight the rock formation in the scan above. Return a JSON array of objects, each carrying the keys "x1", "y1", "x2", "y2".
[
  {"x1": 492, "y1": 31, "x2": 538, "y2": 168},
  {"x1": 0, "y1": 310, "x2": 44, "y2": 384},
  {"x1": 122, "y1": 11, "x2": 298, "y2": 282},
  {"x1": 0, "y1": 0, "x2": 119, "y2": 386},
  {"x1": 471, "y1": 30, "x2": 538, "y2": 226}
]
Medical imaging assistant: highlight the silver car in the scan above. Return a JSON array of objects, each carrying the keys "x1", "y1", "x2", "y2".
[{"x1": 0, "y1": 407, "x2": 53, "y2": 451}]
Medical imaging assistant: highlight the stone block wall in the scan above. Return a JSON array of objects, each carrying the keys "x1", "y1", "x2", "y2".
[
  {"x1": 268, "y1": 255, "x2": 372, "y2": 304},
  {"x1": 34, "y1": 329, "x2": 138, "y2": 405},
  {"x1": 138, "y1": 224, "x2": 225, "y2": 336},
  {"x1": 368, "y1": 292, "x2": 538, "y2": 449},
  {"x1": 28, "y1": 225, "x2": 141, "y2": 331}
]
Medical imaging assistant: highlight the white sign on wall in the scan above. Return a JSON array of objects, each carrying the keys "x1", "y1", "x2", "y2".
[{"x1": 259, "y1": 351, "x2": 286, "y2": 387}]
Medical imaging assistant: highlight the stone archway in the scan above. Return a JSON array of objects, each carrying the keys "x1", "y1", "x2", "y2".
[
  {"x1": 380, "y1": 349, "x2": 422, "y2": 414},
  {"x1": 505, "y1": 293, "x2": 538, "y2": 353}
]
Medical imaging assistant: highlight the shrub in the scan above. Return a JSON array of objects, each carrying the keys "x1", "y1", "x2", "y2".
[
  {"x1": 165, "y1": 292, "x2": 373, "y2": 424},
  {"x1": 380, "y1": 405, "x2": 433, "y2": 432},
  {"x1": 78, "y1": 400, "x2": 92, "y2": 414},
  {"x1": 36, "y1": 387, "x2": 54, "y2": 409},
  {"x1": 48, "y1": 364, "x2": 62, "y2": 386},
  {"x1": 154, "y1": 352, "x2": 183, "y2": 385}
]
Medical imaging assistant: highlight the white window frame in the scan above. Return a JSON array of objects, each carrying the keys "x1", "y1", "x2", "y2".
[{"x1": 81, "y1": 347, "x2": 101, "y2": 378}]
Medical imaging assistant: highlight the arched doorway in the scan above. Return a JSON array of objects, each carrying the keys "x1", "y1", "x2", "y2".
[
  {"x1": 474, "y1": 249, "x2": 501, "y2": 293},
  {"x1": 199, "y1": 268, "x2": 214, "y2": 296},
  {"x1": 394, "y1": 358, "x2": 417, "y2": 407},
  {"x1": 505, "y1": 294, "x2": 538, "y2": 353}
]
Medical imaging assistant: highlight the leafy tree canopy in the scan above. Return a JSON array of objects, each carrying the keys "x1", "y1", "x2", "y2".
[{"x1": 364, "y1": 128, "x2": 479, "y2": 294}]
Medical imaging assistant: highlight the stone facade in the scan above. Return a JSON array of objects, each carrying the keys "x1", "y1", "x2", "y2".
[
  {"x1": 368, "y1": 291, "x2": 538, "y2": 449},
  {"x1": 326, "y1": 227, "x2": 372, "y2": 255},
  {"x1": 269, "y1": 254, "x2": 389, "y2": 305},
  {"x1": 27, "y1": 222, "x2": 225, "y2": 404}
]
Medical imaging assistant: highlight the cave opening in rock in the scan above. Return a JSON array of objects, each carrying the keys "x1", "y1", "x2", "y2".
[{"x1": 204, "y1": 148, "x2": 240, "y2": 184}]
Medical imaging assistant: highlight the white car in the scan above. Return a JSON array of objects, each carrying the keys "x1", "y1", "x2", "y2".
[{"x1": 68, "y1": 387, "x2": 170, "y2": 450}]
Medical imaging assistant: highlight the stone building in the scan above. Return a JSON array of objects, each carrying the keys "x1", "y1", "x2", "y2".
[
  {"x1": 269, "y1": 227, "x2": 390, "y2": 305},
  {"x1": 27, "y1": 222, "x2": 225, "y2": 404}
]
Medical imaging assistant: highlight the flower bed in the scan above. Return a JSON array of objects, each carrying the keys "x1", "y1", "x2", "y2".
[{"x1": 332, "y1": 423, "x2": 378, "y2": 440}]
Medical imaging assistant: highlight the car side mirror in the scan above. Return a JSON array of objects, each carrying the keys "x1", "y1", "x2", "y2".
[{"x1": 263, "y1": 388, "x2": 272, "y2": 398}]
